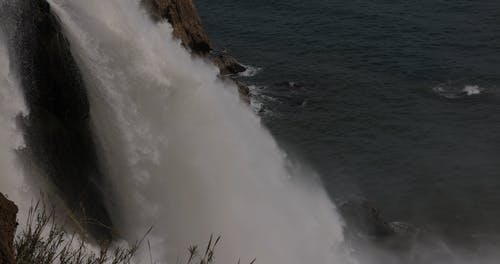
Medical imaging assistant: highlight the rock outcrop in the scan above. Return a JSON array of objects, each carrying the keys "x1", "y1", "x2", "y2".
[
  {"x1": 210, "y1": 51, "x2": 247, "y2": 75},
  {"x1": 142, "y1": 0, "x2": 212, "y2": 55},
  {"x1": 7, "y1": 0, "x2": 113, "y2": 241},
  {"x1": 339, "y1": 200, "x2": 397, "y2": 238},
  {"x1": 141, "y1": 0, "x2": 247, "y2": 77},
  {"x1": 339, "y1": 200, "x2": 419, "y2": 243},
  {"x1": 0, "y1": 194, "x2": 18, "y2": 264}
]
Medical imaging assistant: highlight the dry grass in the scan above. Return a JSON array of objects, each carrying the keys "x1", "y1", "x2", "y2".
[
  {"x1": 14, "y1": 203, "x2": 255, "y2": 264},
  {"x1": 183, "y1": 235, "x2": 256, "y2": 264},
  {"x1": 14, "y1": 203, "x2": 137, "y2": 264}
]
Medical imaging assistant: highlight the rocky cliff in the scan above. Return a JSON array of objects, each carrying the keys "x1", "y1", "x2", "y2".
[
  {"x1": 141, "y1": 0, "x2": 248, "y2": 79},
  {"x1": 0, "y1": 194, "x2": 17, "y2": 264},
  {"x1": 142, "y1": 0, "x2": 212, "y2": 55}
]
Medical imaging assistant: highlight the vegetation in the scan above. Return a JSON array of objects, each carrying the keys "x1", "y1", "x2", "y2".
[
  {"x1": 14, "y1": 203, "x2": 137, "y2": 264},
  {"x1": 184, "y1": 234, "x2": 255, "y2": 264},
  {"x1": 13, "y1": 204, "x2": 255, "y2": 264}
]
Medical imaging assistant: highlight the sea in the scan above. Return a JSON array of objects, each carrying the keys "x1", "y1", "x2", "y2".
[{"x1": 197, "y1": 0, "x2": 500, "y2": 255}]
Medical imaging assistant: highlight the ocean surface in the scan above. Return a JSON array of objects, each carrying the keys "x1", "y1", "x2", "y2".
[{"x1": 197, "y1": 0, "x2": 500, "y2": 251}]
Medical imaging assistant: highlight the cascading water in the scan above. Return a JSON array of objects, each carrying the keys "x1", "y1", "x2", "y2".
[
  {"x1": 0, "y1": 0, "x2": 353, "y2": 262},
  {"x1": 0, "y1": 35, "x2": 34, "y2": 222}
]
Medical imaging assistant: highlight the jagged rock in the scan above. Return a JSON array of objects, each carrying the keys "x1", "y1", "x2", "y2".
[
  {"x1": 339, "y1": 200, "x2": 419, "y2": 240},
  {"x1": 339, "y1": 200, "x2": 397, "y2": 238},
  {"x1": 142, "y1": 0, "x2": 249, "y2": 98},
  {"x1": 7, "y1": 0, "x2": 113, "y2": 241},
  {"x1": 211, "y1": 51, "x2": 246, "y2": 75},
  {"x1": 235, "y1": 80, "x2": 250, "y2": 98},
  {"x1": 0, "y1": 193, "x2": 18, "y2": 264},
  {"x1": 142, "y1": 0, "x2": 212, "y2": 54}
]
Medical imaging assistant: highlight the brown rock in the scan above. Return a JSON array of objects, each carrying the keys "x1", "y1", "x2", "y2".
[
  {"x1": 211, "y1": 52, "x2": 246, "y2": 75},
  {"x1": 142, "y1": 0, "x2": 212, "y2": 54},
  {"x1": 235, "y1": 79, "x2": 250, "y2": 100},
  {"x1": 0, "y1": 193, "x2": 18, "y2": 264},
  {"x1": 142, "y1": 0, "x2": 250, "y2": 100}
]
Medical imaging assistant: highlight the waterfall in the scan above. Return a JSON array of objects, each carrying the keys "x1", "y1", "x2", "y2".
[
  {"x1": 12, "y1": 0, "x2": 351, "y2": 263},
  {"x1": 0, "y1": 34, "x2": 33, "y2": 222}
]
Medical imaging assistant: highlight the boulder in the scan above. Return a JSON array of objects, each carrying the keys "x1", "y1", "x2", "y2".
[{"x1": 0, "y1": 193, "x2": 18, "y2": 264}]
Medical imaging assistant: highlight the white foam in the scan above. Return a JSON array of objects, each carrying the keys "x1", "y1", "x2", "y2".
[
  {"x1": 239, "y1": 64, "x2": 261, "y2": 77},
  {"x1": 433, "y1": 83, "x2": 485, "y2": 99},
  {"x1": 462, "y1": 85, "x2": 483, "y2": 96}
]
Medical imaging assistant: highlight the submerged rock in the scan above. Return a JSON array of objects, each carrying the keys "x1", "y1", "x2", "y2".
[
  {"x1": 339, "y1": 200, "x2": 419, "y2": 240},
  {"x1": 340, "y1": 200, "x2": 397, "y2": 238},
  {"x1": 235, "y1": 79, "x2": 251, "y2": 98},
  {"x1": 0, "y1": 193, "x2": 17, "y2": 264}
]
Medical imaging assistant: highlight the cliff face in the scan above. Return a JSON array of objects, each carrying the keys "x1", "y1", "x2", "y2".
[
  {"x1": 8, "y1": 0, "x2": 112, "y2": 240},
  {"x1": 142, "y1": 0, "x2": 212, "y2": 55},
  {"x1": 0, "y1": 194, "x2": 17, "y2": 264}
]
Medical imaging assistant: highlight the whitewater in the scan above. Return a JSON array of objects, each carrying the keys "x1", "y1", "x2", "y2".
[
  {"x1": 0, "y1": 0, "x2": 351, "y2": 263},
  {"x1": 0, "y1": 34, "x2": 37, "y2": 224}
]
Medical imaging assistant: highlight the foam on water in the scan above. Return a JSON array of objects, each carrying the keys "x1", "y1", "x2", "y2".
[
  {"x1": 47, "y1": 0, "x2": 350, "y2": 263},
  {"x1": 462, "y1": 85, "x2": 483, "y2": 96},
  {"x1": 433, "y1": 83, "x2": 485, "y2": 99},
  {"x1": 239, "y1": 64, "x2": 261, "y2": 77}
]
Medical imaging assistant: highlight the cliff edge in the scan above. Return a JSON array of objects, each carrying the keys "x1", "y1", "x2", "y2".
[
  {"x1": 0, "y1": 193, "x2": 17, "y2": 264},
  {"x1": 142, "y1": 0, "x2": 212, "y2": 55},
  {"x1": 142, "y1": 0, "x2": 248, "y2": 78}
]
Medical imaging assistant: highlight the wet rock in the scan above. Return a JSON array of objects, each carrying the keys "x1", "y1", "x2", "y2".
[
  {"x1": 142, "y1": 0, "x2": 250, "y2": 100},
  {"x1": 235, "y1": 80, "x2": 250, "y2": 98},
  {"x1": 218, "y1": 76, "x2": 250, "y2": 101},
  {"x1": 339, "y1": 200, "x2": 420, "y2": 239},
  {"x1": 339, "y1": 200, "x2": 397, "y2": 238},
  {"x1": 210, "y1": 51, "x2": 246, "y2": 75},
  {"x1": 0, "y1": 193, "x2": 18, "y2": 264},
  {"x1": 142, "y1": 0, "x2": 212, "y2": 54}
]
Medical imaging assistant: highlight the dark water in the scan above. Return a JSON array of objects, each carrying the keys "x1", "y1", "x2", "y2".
[{"x1": 197, "y1": 0, "x2": 500, "y2": 253}]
